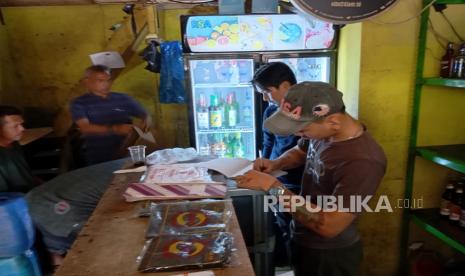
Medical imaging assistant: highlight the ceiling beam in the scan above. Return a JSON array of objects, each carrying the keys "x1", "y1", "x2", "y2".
[
  {"x1": 0, "y1": 0, "x2": 137, "y2": 7},
  {"x1": 0, "y1": 0, "x2": 94, "y2": 7}
]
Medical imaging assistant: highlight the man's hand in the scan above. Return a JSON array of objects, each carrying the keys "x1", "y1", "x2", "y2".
[
  {"x1": 141, "y1": 115, "x2": 152, "y2": 132},
  {"x1": 235, "y1": 170, "x2": 280, "y2": 192},
  {"x1": 111, "y1": 124, "x2": 133, "y2": 136},
  {"x1": 253, "y1": 158, "x2": 281, "y2": 174}
]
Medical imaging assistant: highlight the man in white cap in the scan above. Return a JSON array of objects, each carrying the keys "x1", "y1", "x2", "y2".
[{"x1": 236, "y1": 81, "x2": 387, "y2": 276}]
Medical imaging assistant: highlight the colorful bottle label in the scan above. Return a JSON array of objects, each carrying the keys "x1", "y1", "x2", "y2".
[
  {"x1": 210, "y1": 110, "x2": 222, "y2": 128},
  {"x1": 440, "y1": 200, "x2": 451, "y2": 216},
  {"x1": 198, "y1": 111, "x2": 209, "y2": 129},
  {"x1": 228, "y1": 109, "x2": 237, "y2": 127}
]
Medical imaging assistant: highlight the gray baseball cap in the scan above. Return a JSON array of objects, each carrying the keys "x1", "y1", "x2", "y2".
[{"x1": 264, "y1": 81, "x2": 345, "y2": 136}]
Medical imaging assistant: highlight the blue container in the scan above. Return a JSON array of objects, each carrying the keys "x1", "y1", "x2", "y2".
[
  {"x1": 219, "y1": 0, "x2": 245, "y2": 14},
  {"x1": 252, "y1": 0, "x2": 278, "y2": 13},
  {"x1": 0, "y1": 249, "x2": 41, "y2": 276},
  {"x1": 0, "y1": 193, "x2": 35, "y2": 258}
]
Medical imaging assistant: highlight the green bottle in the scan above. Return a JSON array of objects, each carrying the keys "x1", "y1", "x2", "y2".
[
  {"x1": 233, "y1": 132, "x2": 244, "y2": 158},
  {"x1": 227, "y1": 92, "x2": 238, "y2": 128},
  {"x1": 224, "y1": 133, "x2": 234, "y2": 158},
  {"x1": 209, "y1": 94, "x2": 222, "y2": 128}
]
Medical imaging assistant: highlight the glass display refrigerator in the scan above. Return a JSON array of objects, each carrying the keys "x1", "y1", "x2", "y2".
[{"x1": 181, "y1": 13, "x2": 338, "y2": 160}]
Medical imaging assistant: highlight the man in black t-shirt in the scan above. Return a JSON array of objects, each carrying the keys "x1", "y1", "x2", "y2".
[
  {"x1": 236, "y1": 82, "x2": 387, "y2": 276},
  {"x1": 0, "y1": 105, "x2": 36, "y2": 193}
]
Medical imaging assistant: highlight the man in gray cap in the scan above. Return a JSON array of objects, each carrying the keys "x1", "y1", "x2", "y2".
[{"x1": 236, "y1": 82, "x2": 387, "y2": 276}]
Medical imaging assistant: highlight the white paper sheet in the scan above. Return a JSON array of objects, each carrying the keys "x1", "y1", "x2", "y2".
[
  {"x1": 198, "y1": 157, "x2": 287, "y2": 178},
  {"x1": 89, "y1": 51, "x2": 125, "y2": 68},
  {"x1": 133, "y1": 126, "x2": 156, "y2": 143}
]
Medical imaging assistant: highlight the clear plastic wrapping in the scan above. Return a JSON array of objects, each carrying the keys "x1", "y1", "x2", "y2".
[
  {"x1": 146, "y1": 148, "x2": 197, "y2": 165},
  {"x1": 137, "y1": 232, "x2": 233, "y2": 272},
  {"x1": 142, "y1": 164, "x2": 217, "y2": 184},
  {"x1": 145, "y1": 199, "x2": 233, "y2": 238}
]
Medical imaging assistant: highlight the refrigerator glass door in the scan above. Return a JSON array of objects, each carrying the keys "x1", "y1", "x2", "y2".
[
  {"x1": 189, "y1": 58, "x2": 256, "y2": 160},
  {"x1": 268, "y1": 56, "x2": 331, "y2": 83}
]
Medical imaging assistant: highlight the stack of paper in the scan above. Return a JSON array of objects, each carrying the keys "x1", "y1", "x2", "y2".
[{"x1": 197, "y1": 157, "x2": 287, "y2": 178}]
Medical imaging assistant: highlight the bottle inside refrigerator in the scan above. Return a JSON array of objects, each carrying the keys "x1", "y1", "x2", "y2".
[
  {"x1": 268, "y1": 56, "x2": 331, "y2": 83},
  {"x1": 189, "y1": 58, "x2": 256, "y2": 160}
]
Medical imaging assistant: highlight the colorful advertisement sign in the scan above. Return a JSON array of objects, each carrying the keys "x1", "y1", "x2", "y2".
[{"x1": 184, "y1": 14, "x2": 335, "y2": 52}]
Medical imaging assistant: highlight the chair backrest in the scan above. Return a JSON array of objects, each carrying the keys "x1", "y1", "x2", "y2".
[{"x1": 61, "y1": 124, "x2": 86, "y2": 170}]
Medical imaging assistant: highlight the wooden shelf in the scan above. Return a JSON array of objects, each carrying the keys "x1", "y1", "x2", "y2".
[
  {"x1": 410, "y1": 208, "x2": 465, "y2": 254},
  {"x1": 436, "y1": 0, "x2": 465, "y2": 4},
  {"x1": 416, "y1": 144, "x2": 465, "y2": 174},
  {"x1": 422, "y1": 78, "x2": 465, "y2": 89}
]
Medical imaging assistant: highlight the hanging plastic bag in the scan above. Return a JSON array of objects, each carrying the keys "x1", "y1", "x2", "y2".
[
  {"x1": 140, "y1": 40, "x2": 161, "y2": 73},
  {"x1": 159, "y1": 41, "x2": 186, "y2": 103}
]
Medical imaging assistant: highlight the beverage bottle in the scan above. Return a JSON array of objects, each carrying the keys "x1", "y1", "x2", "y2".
[
  {"x1": 224, "y1": 134, "x2": 234, "y2": 158},
  {"x1": 231, "y1": 61, "x2": 240, "y2": 84},
  {"x1": 218, "y1": 92, "x2": 226, "y2": 127},
  {"x1": 225, "y1": 92, "x2": 238, "y2": 128},
  {"x1": 210, "y1": 133, "x2": 219, "y2": 156},
  {"x1": 224, "y1": 93, "x2": 231, "y2": 128},
  {"x1": 439, "y1": 182, "x2": 455, "y2": 219},
  {"x1": 449, "y1": 187, "x2": 463, "y2": 225},
  {"x1": 232, "y1": 132, "x2": 245, "y2": 158},
  {"x1": 197, "y1": 93, "x2": 209, "y2": 129},
  {"x1": 211, "y1": 133, "x2": 226, "y2": 157},
  {"x1": 209, "y1": 94, "x2": 222, "y2": 128},
  {"x1": 193, "y1": 61, "x2": 206, "y2": 83},
  {"x1": 218, "y1": 61, "x2": 232, "y2": 82},
  {"x1": 217, "y1": 133, "x2": 227, "y2": 158},
  {"x1": 195, "y1": 61, "x2": 216, "y2": 83},
  {"x1": 440, "y1": 42, "x2": 455, "y2": 78},
  {"x1": 460, "y1": 193, "x2": 465, "y2": 228},
  {"x1": 238, "y1": 60, "x2": 251, "y2": 83},
  {"x1": 198, "y1": 135, "x2": 210, "y2": 156},
  {"x1": 242, "y1": 92, "x2": 253, "y2": 126},
  {"x1": 231, "y1": 91, "x2": 240, "y2": 124},
  {"x1": 451, "y1": 44, "x2": 465, "y2": 79}
]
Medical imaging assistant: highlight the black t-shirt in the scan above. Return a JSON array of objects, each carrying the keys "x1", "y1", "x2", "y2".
[
  {"x1": 292, "y1": 130, "x2": 387, "y2": 249},
  {"x1": 0, "y1": 142, "x2": 35, "y2": 193}
]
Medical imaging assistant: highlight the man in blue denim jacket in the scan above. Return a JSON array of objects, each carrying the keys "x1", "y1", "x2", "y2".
[{"x1": 252, "y1": 62, "x2": 304, "y2": 267}]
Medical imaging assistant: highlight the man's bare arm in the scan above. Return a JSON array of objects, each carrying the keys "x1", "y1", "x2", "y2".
[
  {"x1": 280, "y1": 187, "x2": 356, "y2": 239},
  {"x1": 75, "y1": 118, "x2": 132, "y2": 136},
  {"x1": 274, "y1": 145, "x2": 307, "y2": 170}
]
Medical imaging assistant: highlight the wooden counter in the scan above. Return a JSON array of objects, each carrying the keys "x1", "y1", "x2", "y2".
[{"x1": 55, "y1": 172, "x2": 255, "y2": 276}]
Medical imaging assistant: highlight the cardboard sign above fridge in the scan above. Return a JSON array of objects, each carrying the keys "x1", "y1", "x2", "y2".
[{"x1": 181, "y1": 14, "x2": 336, "y2": 53}]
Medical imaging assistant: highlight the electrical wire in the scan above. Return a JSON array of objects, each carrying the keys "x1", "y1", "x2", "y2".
[
  {"x1": 438, "y1": 11, "x2": 464, "y2": 42},
  {"x1": 370, "y1": 0, "x2": 438, "y2": 25},
  {"x1": 428, "y1": 19, "x2": 449, "y2": 50}
]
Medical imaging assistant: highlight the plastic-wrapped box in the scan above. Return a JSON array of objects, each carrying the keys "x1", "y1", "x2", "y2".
[
  {"x1": 146, "y1": 199, "x2": 233, "y2": 238},
  {"x1": 138, "y1": 232, "x2": 233, "y2": 272}
]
